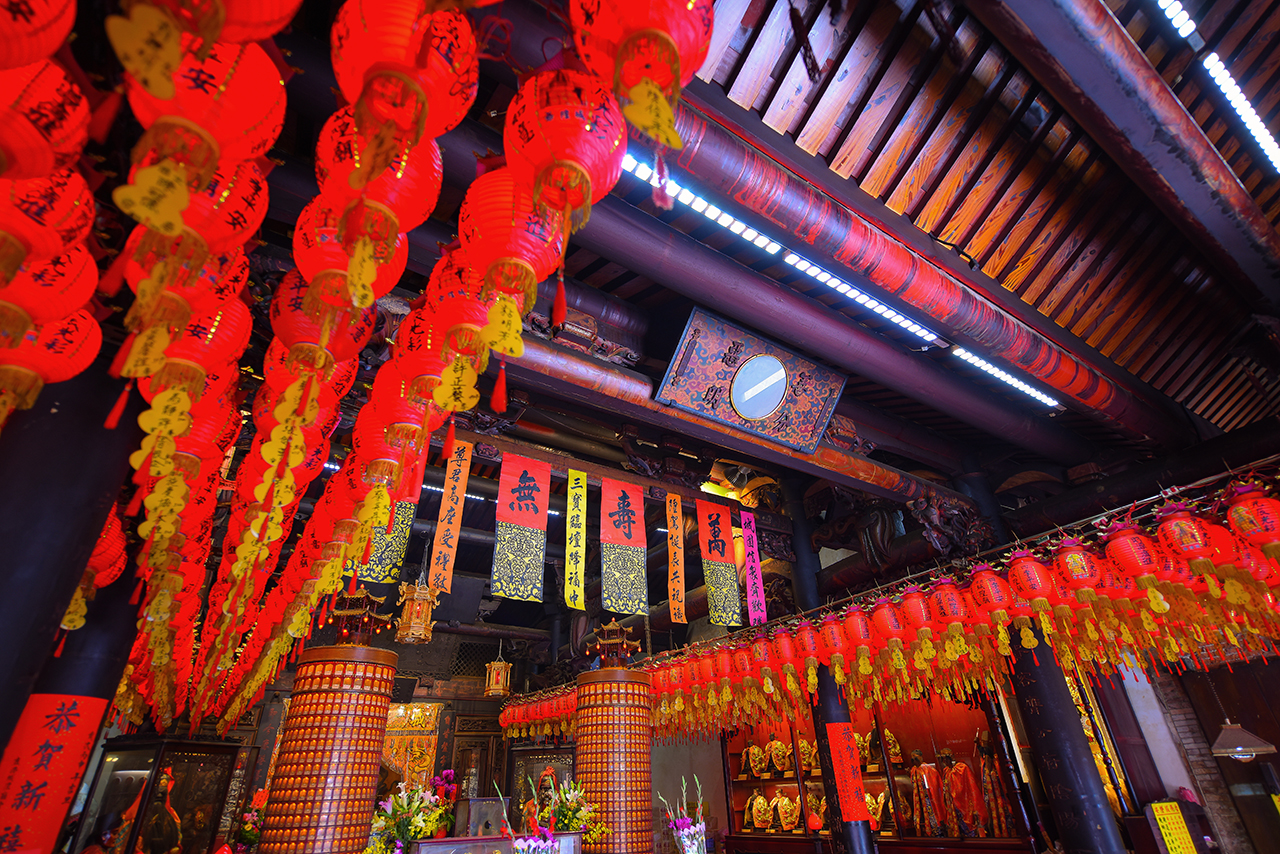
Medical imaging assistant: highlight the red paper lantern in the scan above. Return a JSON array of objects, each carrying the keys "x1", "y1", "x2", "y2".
[
  {"x1": 870, "y1": 598, "x2": 909, "y2": 670},
  {"x1": 569, "y1": 0, "x2": 713, "y2": 132},
  {"x1": 1007, "y1": 551, "x2": 1058, "y2": 614},
  {"x1": 315, "y1": 105, "x2": 443, "y2": 241},
  {"x1": 818, "y1": 613, "x2": 849, "y2": 685},
  {"x1": 0, "y1": 243, "x2": 96, "y2": 345},
  {"x1": 842, "y1": 606, "x2": 876, "y2": 678},
  {"x1": 1104, "y1": 524, "x2": 1163, "y2": 591},
  {"x1": 425, "y1": 246, "x2": 491, "y2": 372},
  {"x1": 1225, "y1": 482, "x2": 1280, "y2": 561},
  {"x1": 89, "y1": 508, "x2": 129, "y2": 589},
  {"x1": 292, "y1": 195, "x2": 408, "y2": 324},
  {"x1": 330, "y1": 3, "x2": 477, "y2": 161},
  {"x1": 394, "y1": 304, "x2": 451, "y2": 403},
  {"x1": 504, "y1": 68, "x2": 626, "y2": 230},
  {"x1": 270, "y1": 269, "x2": 377, "y2": 377},
  {"x1": 125, "y1": 41, "x2": 285, "y2": 188},
  {"x1": 0, "y1": 169, "x2": 94, "y2": 283},
  {"x1": 124, "y1": 229, "x2": 251, "y2": 336},
  {"x1": 370, "y1": 359, "x2": 445, "y2": 456},
  {"x1": 0, "y1": 308, "x2": 100, "y2": 430},
  {"x1": 1053, "y1": 538, "x2": 1104, "y2": 604},
  {"x1": 749, "y1": 635, "x2": 777, "y2": 695},
  {"x1": 1156, "y1": 504, "x2": 1218, "y2": 576},
  {"x1": 899, "y1": 586, "x2": 937, "y2": 655},
  {"x1": 928, "y1": 578, "x2": 970, "y2": 638},
  {"x1": 149, "y1": 298, "x2": 252, "y2": 399},
  {"x1": 0, "y1": 59, "x2": 89, "y2": 180},
  {"x1": 793, "y1": 620, "x2": 821, "y2": 697},
  {"x1": 1, "y1": 0, "x2": 75, "y2": 69},
  {"x1": 770, "y1": 629, "x2": 802, "y2": 699},
  {"x1": 968, "y1": 566, "x2": 1013, "y2": 627},
  {"x1": 457, "y1": 167, "x2": 563, "y2": 312}
]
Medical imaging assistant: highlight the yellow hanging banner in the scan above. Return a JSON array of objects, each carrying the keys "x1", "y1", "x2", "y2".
[
  {"x1": 565, "y1": 470, "x2": 587, "y2": 610},
  {"x1": 428, "y1": 440, "x2": 472, "y2": 593}
]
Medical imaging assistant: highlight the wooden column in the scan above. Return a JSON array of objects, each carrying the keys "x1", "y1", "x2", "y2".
[
  {"x1": 259, "y1": 646, "x2": 398, "y2": 854},
  {"x1": 574, "y1": 668, "x2": 652, "y2": 854}
]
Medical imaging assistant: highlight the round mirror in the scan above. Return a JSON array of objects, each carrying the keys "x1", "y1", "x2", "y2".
[{"x1": 730, "y1": 354, "x2": 789, "y2": 421}]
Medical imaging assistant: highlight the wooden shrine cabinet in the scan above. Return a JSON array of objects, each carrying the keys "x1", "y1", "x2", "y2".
[{"x1": 723, "y1": 695, "x2": 1033, "y2": 854}]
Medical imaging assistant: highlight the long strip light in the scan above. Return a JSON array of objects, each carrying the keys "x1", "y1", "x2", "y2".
[
  {"x1": 1155, "y1": 1, "x2": 1280, "y2": 171},
  {"x1": 620, "y1": 153, "x2": 1062, "y2": 407}
]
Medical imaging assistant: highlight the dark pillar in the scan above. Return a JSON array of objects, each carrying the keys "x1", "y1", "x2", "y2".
[
  {"x1": 1008, "y1": 631, "x2": 1126, "y2": 854},
  {"x1": 953, "y1": 462, "x2": 1012, "y2": 545},
  {"x1": 781, "y1": 477, "x2": 875, "y2": 854},
  {"x1": 0, "y1": 358, "x2": 144, "y2": 747},
  {"x1": 0, "y1": 570, "x2": 141, "y2": 854}
]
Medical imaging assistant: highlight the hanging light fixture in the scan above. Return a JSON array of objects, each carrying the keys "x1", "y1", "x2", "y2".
[
  {"x1": 396, "y1": 548, "x2": 440, "y2": 645},
  {"x1": 485, "y1": 639, "x2": 512, "y2": 698},
  {"x1": 1207, "y1": 677, "x2": 1276, "y2": 762}
]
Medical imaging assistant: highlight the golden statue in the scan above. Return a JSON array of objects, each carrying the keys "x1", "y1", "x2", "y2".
[
  {"x1": 881, "y1": 728, "x2": 903, "y2": 764},
  {"x1": 766, "y1": 733, "x2": 792, "y2": 773},
  {"x1": 805, "y1": 784, "x2": 823, "y2": 827},
  {"x1": 746, "y1": 788, "x2": 772, "y2": 830},
  {"x1": 742, "y1": 741, "x2": 768, "y2": 777},
  {"x1": 772, "y1": 792, "x2": 801, "y2": 831},
  {"x1": 797, "y1": 738, "x2": 817, "y2": 771},
  {"x1": 864, "y1": 790, "x2": 888, "y2": 831}
]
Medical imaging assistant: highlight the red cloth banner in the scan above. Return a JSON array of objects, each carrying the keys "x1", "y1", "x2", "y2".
[
  {"x1": 491, "y1": 454, "x2": 551, "y2": 602},
  {"x1": 696, "y1": 498, "x2": 741, "y2": 627},
  {"x1": 826, "y1": 722, "x2": 873, "y2": 821},
  {"x1": 600, "y1": 478, "x2": 647, "y2": 615},
  {"x1": 740, "y1": 510, "x2": 766, "y2": 625},
  {"x1": 0, "y1": 693, "x2": 109, "y2": 854}
]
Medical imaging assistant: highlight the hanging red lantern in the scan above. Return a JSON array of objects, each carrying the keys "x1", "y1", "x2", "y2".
[
  {"x1": 899, "y1": 586, "x2": 938, "y2": 659},
  {"x1": 841, "y1": 606, "x2": 876, "y2": 679},
  {"x1": 394, "y1": 304, "x2": 451, "y2": 404},
  {"x1": 370, "y1": 359, "x2": 445, "y2": 459},
  {"x1": 0, "y1": 308, "x2": 100, "y2": 430},
  {"x1": 124, "y1": 227, "x2": 252, "y2": 337},
  {"x1": 749, "y1": 635, "x2": 777, "y2": 696},
  {"x1": 504, "y1": 68, "x2": 627, "y2": 232},
  {"x1": 1225, "y1": 481, "x2": 1280, "y2": 561},
  {"x1": 135, "y1": 0, "x2": 305, "y2": 52},
  {"x1": 1102, "y1": 523, "x2": 1174, "y2": 615},
  {"x1": 0, "y1": 59, "x2": 89, "y2": 180},
  {"x1": 793, "y1": 620, "x2": 821, "y2": 698},
  {"x1": 1156, "y1": 503, "x2": 1220, "y2": 578},
  {"x1": 147, "y1": 298, "x2": 252, "y2": 399},
  {"x1": 569, "y1": 0, "x2": 713, "y2": 141},
  {"x1": 870, "y1": 598, "x2": 909, "y2": 671},
  {"x1": 425, "y1": 246, "x2": 491, "y2": 372},
  {"x1": 270, "y1": 269, "x2": 378, "y2": 377},
  {"x1": 927, "y1": 578, "x2": 971, "y2": 640},
  {"x1": 315, "y1": 105, "x2": 443, "y2": 248},
  {"x1": 1, "y1": 0, "x2": 74, "y2": 69},
  {"x1": 0, "y1": 243, "x2": 96, "y2": 345},
  {"x1": 770, "y1": 629, "x2": 803, "y2": 700},
  {"x1": 457, "y1": 167, "x2": 563, "y2": 312},
  {"x1": 0, "y1": 169, "x2": 94, "y2": 284},
  {"x1": 292, "y1": 195, "x2": 407, "y2": 325},
  {"x1": 1053, "y1": 537, "x2": 1104, "y2": 606},
  {"x1": 330, "y1": 3, "x2": 477, "y2": 178},
  {"x1": 818, "y1": 613, "x2": 849, "y2": 686},
  {"x1": 88, "y1": 507, "x2": 129, "y2": 589},
  {"x1": 124, "y1": 41, "x2": 286, "y2": 189},
  {"x1": 1007, "y1": 550, "x2": 1060, "y2": 636}
]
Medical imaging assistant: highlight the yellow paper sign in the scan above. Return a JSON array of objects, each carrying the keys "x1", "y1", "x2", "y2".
[
  {"x1": 482, "y1": 295, "x2": 525, "y2": 358},
  {"x1": 274, "y1": 377, "x2": 319, "y2": 427},
  {"x1": 432, "y1": 356, "x2": 481, "y2": 411},
  {"x1": 623, "y1": 77, "x2": 684, "y2": 149},
  {"x1": 106, "y1": 3, "x2": 182, "y2": 100},
  {"x1": 121, "y1": 325, "x2": 172, "y2": 378},
  {"x1": 113, "y1": 158, "x2": 190, "y2": 235},
  {"x1": 347, "y1": 237, "x2": 379, "y2": 307},
  {"x1": 137, "y1": 388, "x2": 192, "y2": 438},
  {"x1": 1150, "y1": 802, "x2": 1196, "y2": 854},
  {"x1": 565, "y1": 470, "x2": 587, "y2": 610},
  {"x1": 429, "y1": 440, "x2": 472, "y2": 593}
]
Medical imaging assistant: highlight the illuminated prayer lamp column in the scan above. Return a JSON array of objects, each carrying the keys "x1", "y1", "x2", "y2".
[
  {"x1": 575, "y1": 621, "x2": 651, "y2": 854},
  {"x1": 259, "y1": 646, "x2": 398, "y2": 854}
]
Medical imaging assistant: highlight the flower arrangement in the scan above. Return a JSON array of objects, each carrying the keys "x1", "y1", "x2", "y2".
[
  {"x1": 536, "y1": 778, "x2": 610, "y2": 845},
  {"x1": 658, "y1": 776, "x2": 706, "y2": 854},
  {"x1": 365, "y1": 780, "x2": 455, "y2": 854},
  {"x1": 432, "y1": 769, "x2": 457, "y2": 804},
  {"x1": 235, "y1": 805, "x2": 261, "y2": 849}
]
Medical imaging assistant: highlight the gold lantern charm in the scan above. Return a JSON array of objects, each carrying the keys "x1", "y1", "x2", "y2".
[
  {"x1": 485, "y1": 639, "x2": 513, "y2": 698},
  {"x1": 396, "y1": 581, "x2": 441, "y2": 644}
]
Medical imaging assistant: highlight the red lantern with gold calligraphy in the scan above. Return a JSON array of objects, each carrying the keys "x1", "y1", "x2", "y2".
[
  {"x1": 2, "y1": 0, "x2": 75, "y2": 69},
  {"x1": 770, "y1": 629, "x2": 802, "y2": 700},
  {"x1": 750, "y1": 635, "x2": 777, "y2": 696},
  {"x1": 899, "y1": 586, "x2": 938, "y2": 658},
  {"x1": 1157, "y1": 503, "x2": 1219, "y2": 578},
  {"x1": 125, "y1": 41, "x2": 286, "y2": 189},
  {"x1": 0, "y1": 308, "x2": 100, "y2": 430},
  {"x1": 0, "y1": 59, "x2": 89, "y2": 180},
  {"x1": 292, "y1": 195, "x2": 407, "y2": 325},
  {"x1": 0, "y1": 243, "x2": 96, "y2": 345},
  {"x1": 393, "y1": 304, "x2": 450, "y2": 404},
  {"x1": 425, "y1": 246, "x2": 490, "y2": 372},
  {"x1": 457, "y1": 167, "x2": 563, "y2": 312},
  {"x1": 1225, "y1": 482, "x2": 1280, "y2": 561},
  {"x1": 270, "y1": 269, "x2": 378, "y2": 377},
  {"x1": 969, "y1": 565, "x2": 1013, "y2": 630},
  {"x1": 928, "y1": 578, "x2": 970, "y2": 639},
  {"x1": 870, "y1": 598, "x2": 909, "y2": 670},
  {"x1": 818, "y1": 613, "x2": 849, "y2": 686},
  {"x1": 503, "y1": 68, "x2": 626, "y2": 231},
  {"x1": 569, "y1": 0, "x2": 713, "y2": 134},
  {"x1": 0, "y1": 169, "x2": 94, "y2": 283},
  {"x1": 1007, "y1": 550, "x2": 1059, "y2": 636},
  {"x1": 842, "y1": 606, "x2": 876, "y2": 679},
  {"x1": 330, "y1": 2, "x2": 477, "y2": 165},
  {"x1": 150, "y1": 298, "x2": 252, "y2": 399}
]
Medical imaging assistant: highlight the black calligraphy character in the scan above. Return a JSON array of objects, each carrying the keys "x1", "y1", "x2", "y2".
[
  {"x1": 3, "y1": 1, "x2": 33, "y2": 23},
  {"x1": 703, "y1": 385, "x2": 723, "y2": 410},
  {"x1": 509, "y1": 470, "x2": 540, "y2": 513},
  {"x1": 11, "y1": 781, "x2": 45, "y2": 811},
  {"x1": 43, "y1": 700, "x2": 79, "y2": 733},
  {"x1": 32, "y1": 741, "x2": 61, "y2": 771},
  {"x1": 707, "y1": 512, "x2": 727, "y2": 558},
  {"x1": 609, "y1": 490, "x2": 637, "y2": 540},
  {"x1": 181, "y1": 66, "x2": 218, "y2": 93},
  {"x1": 0, "y1": 825, "x2": 22, "y2": 853},
  {"x1": 721, "y1": 341, "x2": 744, "y2": 368}
]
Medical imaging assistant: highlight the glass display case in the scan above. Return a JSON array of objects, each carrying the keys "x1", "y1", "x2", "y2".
[
  {"x1": 71, "y1": 738, "x2": 244, "y2": 854},
  {"x1": 723, "y1": 694, "x2": 1030, "y2": 853}
]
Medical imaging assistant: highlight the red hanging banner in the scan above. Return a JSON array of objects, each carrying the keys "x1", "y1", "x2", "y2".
[
  {"x1": 666, "y1": 494, "x2": 685, "y2": 624},
  {"x1": 0, "y1": 693, "x2": 109, "y2": 854},
  {"x1": 491, "y1": 454, "x2": 551, "y2": 602},
  {"x1": 826, "y1": 722, "x2": 873, "y2": 821},
  {"x1": 740, "y1": 510, "x2": 767, "y2": 625},
  {"x1": 696, "y1": 498, "x2": 741, "y2": 627},
  {"x1": 600, "y1": 478, "x2": 647, "y2": 615},
  {"x1": 429, "y1": 440, "x2": 472, "y2": 593}
]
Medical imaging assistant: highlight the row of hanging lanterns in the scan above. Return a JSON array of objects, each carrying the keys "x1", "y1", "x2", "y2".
[{"x1": 496, "y1": 477, "x2": 1280, "y2": 741}]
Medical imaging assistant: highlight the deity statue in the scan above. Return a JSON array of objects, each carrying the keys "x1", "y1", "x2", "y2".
[
  {"x1": 797, "y1": 738, "x2": 817, "y2": 772},
  {"x1": 881, "y1": 728, "x2": 903, "y2": 764},
  {"x1": 975, "y1": 730, "x2": 1013, "y2": 836},
  {"x1": 765, "y1": 733, "x2": 792, "y2": 773},
  {"x1": 909, "y1": 749, "x2": 944, "y2": 837},
  {"x1": 136, "y1": 767, "x2": 182, "y2": 854},
  {"x1": 523, "y1": 766, "x2": 557, "y2": 833},
  {"x1": 864, "y1": 790, "x2": 888, "y2": 832},
  {"x1": 804, "y1": 784, "x2": 824, "y2": 830},
  {"x1": 745, "y1": 788, "x2": 772, "y2": 830},
  {"x1": 772, "y1": 792, "x2": 801, "y2": 831},
  {"x1": 938, "y1": 748, "x2": 987, "y2": 837},
  {"x1": 742, "y1": 741, "x2": 768, "y2": 777}
]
